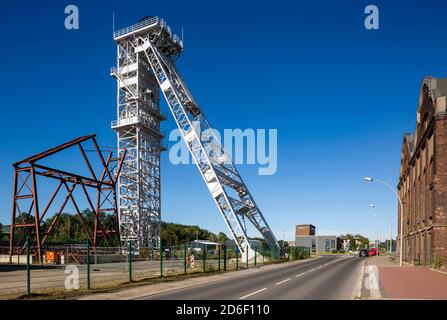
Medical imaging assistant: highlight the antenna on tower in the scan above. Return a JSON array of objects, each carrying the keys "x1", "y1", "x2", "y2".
[{"x1": 112, "y1": 12, "x2": 116, "y2": 35}]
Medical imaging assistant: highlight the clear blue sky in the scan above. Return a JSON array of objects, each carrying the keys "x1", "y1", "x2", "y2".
[{"x1": 0, "y1": 0, "x2": 445, "y2": 242}]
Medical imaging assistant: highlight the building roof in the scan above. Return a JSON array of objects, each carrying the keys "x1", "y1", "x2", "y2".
[
  {"x1": 423, "y1": 77, "x2": 447, "y2": 103},
  {"x1": 399, "y1": 76, "x2": 447, "y2": 185}
]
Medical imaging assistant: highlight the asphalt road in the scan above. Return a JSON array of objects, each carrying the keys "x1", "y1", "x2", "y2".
[{"x1": 138, "y1": 255, "x2": 364, "y2": 300}]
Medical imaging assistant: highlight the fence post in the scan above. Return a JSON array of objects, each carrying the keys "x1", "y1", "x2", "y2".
[
  {"x1": 160, "y1": 245, "x2": 163, "y2": 278},
  {"x1": 183, "y1": 242, "x2": 187, "y2": 274},
  {"x1": 236, "y1": 249, "x2": 239, "y2": 270},
  {"x1": 202, "y1": 244, "x2": 206, "y2": 273},
  {"x1": 218, "y1": 245, "x2": 221, "y2": 271},
  {"x1": 128, "y1": 241, "x2": 132, "y2": 282},
  {"x1": 246, "y1": 246, "x2": 249, "y2": 269},
  {"x1": 86, "y1": 240, "x2": 91, "y2": 289},
  {"x1": 223, "y1": 245, "x2": 227, "y2": 271},
  {"x1": 26, "y1": 235, "x2": 30, "y2": 296},
  {"x1": 254, "y1": 249, "x2": 257, "y2": 267}
]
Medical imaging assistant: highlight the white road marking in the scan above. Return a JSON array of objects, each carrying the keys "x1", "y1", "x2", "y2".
[
  {"x1": 275, "y1": 278, "x2": 291, "y2": 285},
  {"x1": 296, "y1": 273, "x2": 305, "y2": 278},
  {"x1": 317, "y1": 265, "x2": 323, "y2": 269},
  {"x1": 239, "y1": 288, "x2": 267, "y2": 300},
  {"x1": 309, "y1": 268, "x2": 316, "y2": 272}
]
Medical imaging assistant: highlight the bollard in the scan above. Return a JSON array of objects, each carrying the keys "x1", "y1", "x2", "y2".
[
  {"x1": 183, "y1": 242, "x2": 187, "y2": 274},
  {"x1": 128, "y1": 241, "x2": 132, "y2": 282},
  {"x1": 160, "y1": 246, "x2": 163, "y2": 277},
  {"x1": 26, "y1": 235, "x2": 30, "y2": 296},
  {"x1": 86, "y1": 240, "x2": 91, "y2": 289},
  {"x1": 254, "y1": 249, "x2": 257, "y2": 267},
  {"x1": 223, "y1": 245, "x2": 227, "y2": 271}
]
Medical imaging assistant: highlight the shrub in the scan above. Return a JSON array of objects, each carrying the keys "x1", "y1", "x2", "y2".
[
  {"x1": 207, "y1": 264, "x2": 216, "y2": 272},
  {"x1": 331, "y1": 249, "x2": 338, "y2": 254},
  {"x1": 338, "y1": 249, "x2": 345, "y2": 254},
  {"x1": 432, "y1": 255, "x2": 445, "y2": 270}
]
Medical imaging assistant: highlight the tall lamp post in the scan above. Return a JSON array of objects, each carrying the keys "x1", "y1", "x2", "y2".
[{"x1": 364, "y1": 177, "x2": 404, "y2": 266}]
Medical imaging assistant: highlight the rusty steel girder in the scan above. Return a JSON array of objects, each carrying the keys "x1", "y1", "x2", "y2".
[{"x1": 9, "y1": 134, "x2": 126, "y2": 263}]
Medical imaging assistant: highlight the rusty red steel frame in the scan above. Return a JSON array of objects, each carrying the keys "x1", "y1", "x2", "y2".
[{"x1": 9, "y1": 134, "x2": 126, "y2": 263}]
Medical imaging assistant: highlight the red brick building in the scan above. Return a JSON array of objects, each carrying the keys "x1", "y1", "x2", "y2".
[{"x1": 398, "y1": 77, "x2": 447, "y2": 267}]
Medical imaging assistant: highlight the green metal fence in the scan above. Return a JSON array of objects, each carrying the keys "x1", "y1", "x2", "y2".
[{"x1": 0, "y1": 243, "x2": 310, "y2": 297}]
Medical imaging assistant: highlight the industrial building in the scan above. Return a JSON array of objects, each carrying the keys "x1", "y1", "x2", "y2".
[
  {"x1": 398, "y1": 76, "x2": 447, "y2": 266},
  {"x1": 295, "y1": 224, "x2": 341, "y2": 254}
]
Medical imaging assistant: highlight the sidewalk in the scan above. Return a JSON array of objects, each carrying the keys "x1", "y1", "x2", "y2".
[{"x1": 364, "y1": 255, "x2": 447, "y2": 300}]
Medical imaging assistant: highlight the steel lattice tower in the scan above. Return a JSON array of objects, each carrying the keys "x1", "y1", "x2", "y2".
[
  {"x1": 112, "y1": 16, "x2": 280, "y2": 258},
  {"x1": 111, "y1": 17, "x2": 166, "y2": 252}
]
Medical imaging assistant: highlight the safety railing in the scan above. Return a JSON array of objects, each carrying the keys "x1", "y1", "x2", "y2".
[{"x1": 114, "y1": 16, "x2": 159, "y2": 39}]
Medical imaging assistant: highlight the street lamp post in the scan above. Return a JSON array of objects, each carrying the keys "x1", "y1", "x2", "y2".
[{"x1": 364, "y1": 177, "x2": 404, "y2": 266}]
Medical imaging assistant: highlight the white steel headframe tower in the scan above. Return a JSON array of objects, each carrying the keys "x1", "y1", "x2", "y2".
[
  {"x1": 112, "y1": 16, "x2": 280, "y2": 258},
  {"x1": 111, "y1": 16, "x2": 166, "y2": 252}
]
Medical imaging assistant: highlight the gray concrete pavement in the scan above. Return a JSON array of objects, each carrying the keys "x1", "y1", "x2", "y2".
[{"x1": 137, "y1": 255, "x2": 363, "y2": 300}]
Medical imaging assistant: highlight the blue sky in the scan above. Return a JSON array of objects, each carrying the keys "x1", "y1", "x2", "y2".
[{"x1": 0, "y1": 0, "x2": 446, "y2": 242}]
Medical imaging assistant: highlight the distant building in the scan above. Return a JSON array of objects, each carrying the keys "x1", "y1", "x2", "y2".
[
  {"x1": 295, "y1": 224, "x2": 340, "y2": 253},
  {"x1": 398, "y1": 76, "x2": 447, "y2": 266},
  {"x1": 296, "y1": 224, "x2": 315, "y2": 236}
]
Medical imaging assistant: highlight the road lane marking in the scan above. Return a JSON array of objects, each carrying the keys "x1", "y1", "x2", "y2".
[
  {"x1": 239, "y1": 288, "x2": 267, "y2": 300},
  {"x1": 317, "y1": 265, "x2": 323, "y2": 269},
  {"x1": 309, "y1": 268, "x2": 316, "y2": 272},
  {"x1": 296, "y1": 273, "x2": 305, "y2": 278},
  {"x1": 275, "y1": 278, "x2": 291, "y2": 285}
]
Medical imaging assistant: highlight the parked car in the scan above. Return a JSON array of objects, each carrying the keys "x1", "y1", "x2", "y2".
[
  {"x1": 359, "y1": 249, "x2": 368, "y2": 257},
  {"x1": 368, "y1": 248, "x2": 378, "y2": 256}
]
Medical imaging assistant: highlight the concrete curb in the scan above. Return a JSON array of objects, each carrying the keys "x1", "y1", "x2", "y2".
[{"x1": 351, "y1": 265, "x2": 364, "y2": 300}]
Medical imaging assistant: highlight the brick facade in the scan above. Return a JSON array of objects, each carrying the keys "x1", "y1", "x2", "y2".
[
  {"x1": 296, "y1": 224, "x2": 315, "y2": 236},
  {"x1": 398, "y1": 77, "x2": 447, "y2": 267}
]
